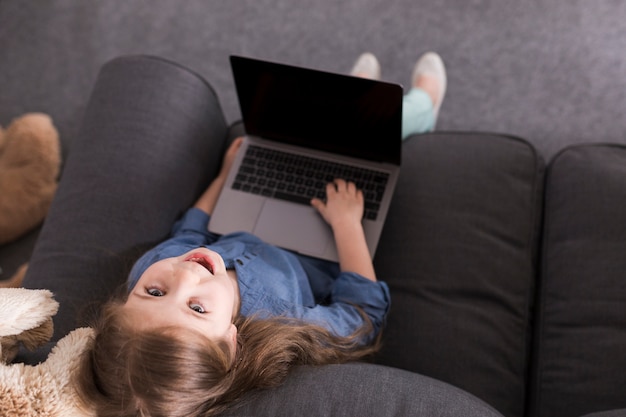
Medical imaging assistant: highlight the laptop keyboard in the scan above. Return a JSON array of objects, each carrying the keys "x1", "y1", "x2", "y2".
[{"x1": 231, "y1": 145, "x2": 389, "y2": 220}]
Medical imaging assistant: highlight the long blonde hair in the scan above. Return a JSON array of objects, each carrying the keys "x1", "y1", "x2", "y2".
[{"x1": 75, "y1": 300, "x2": 380, "y2": 417}]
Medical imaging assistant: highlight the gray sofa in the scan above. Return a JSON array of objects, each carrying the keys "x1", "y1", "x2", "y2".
[{"x1": 13, "y1": 55, "x2": 626, "y2": 417}]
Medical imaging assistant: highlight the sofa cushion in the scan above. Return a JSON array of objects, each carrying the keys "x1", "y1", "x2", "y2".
[
  {"x1": 529, "y1": 144, "x2": 626, "y2": 417},
  {"x1": 374, "y1": 133, "x2": 545, "y2": 417}
]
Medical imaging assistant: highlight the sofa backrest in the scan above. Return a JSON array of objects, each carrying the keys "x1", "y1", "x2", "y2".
[
  {"x1": 375, "y1": 136, "x2": 626, "y2": 417},
  {"x1": 374, "y1": 132, "x2": 545, "y2": 417},
  {"x1": 528, "y1": 143, "x2": 626, "y2": 417}
]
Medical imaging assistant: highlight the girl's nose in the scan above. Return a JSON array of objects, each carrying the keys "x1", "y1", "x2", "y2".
[{"x1": 175, "y1": 265, "x2": 204, "y2": 285}]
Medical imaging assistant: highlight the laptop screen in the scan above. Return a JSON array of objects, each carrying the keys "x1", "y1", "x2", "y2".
[{"x1": 230, "y1": 55, "x2": 402, "y2": 165}]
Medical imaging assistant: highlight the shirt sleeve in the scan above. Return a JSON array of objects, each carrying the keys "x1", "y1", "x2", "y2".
[
  {"x1": 326, "y1": 272, "x2": 390, "y2": 342},
  {"x1": 259, "y1": 272, "x2": 390, "y2": 344}
]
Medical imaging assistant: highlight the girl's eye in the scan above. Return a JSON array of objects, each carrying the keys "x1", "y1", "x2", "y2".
[
  {"x1": 147, "y1": 287, "x2": 164, "y2": 297},
  {"x1": 189, "y1": 302, "x2": 205, "y2": 314}
]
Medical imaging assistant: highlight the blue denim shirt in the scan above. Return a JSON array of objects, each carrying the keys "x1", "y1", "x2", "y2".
[{"x1": 128, "y1": 208, "x2": 390, "y2": 341}]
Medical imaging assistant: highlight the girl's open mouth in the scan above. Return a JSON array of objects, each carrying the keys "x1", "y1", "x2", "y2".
[{"x1": 185, "y1": 252, "x2": 214, "y2": 274}]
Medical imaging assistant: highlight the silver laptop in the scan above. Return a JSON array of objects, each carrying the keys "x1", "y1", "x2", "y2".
[{"x1": 209, "y1": 55, "x2": 402, "y2": 262}]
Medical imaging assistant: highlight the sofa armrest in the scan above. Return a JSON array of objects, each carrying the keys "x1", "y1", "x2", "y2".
[
  {"x1": 222, "y1": 363, "x2": 504, "y2": 417},
  {"x1": 530, "y1": 144, "x2": 626, "y2": 417},
  {"x1": 20, "y1": 55, "x2": 228, "y2": 364}
]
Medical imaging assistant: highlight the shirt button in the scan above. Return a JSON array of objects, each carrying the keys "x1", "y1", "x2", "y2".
[{"x1": 236, "y1": 259, "x2": 244, "y2": 266}]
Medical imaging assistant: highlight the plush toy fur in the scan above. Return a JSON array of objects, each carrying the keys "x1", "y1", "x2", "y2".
[
  {"x1": 0, "y1": 287, "x2": 57, "y2": 363},
  {"x1": 0, "y1": 288, "x2": 95, "y2": 416},
  {"x1": 0, "y1": 113, "x2": 61, "y2": 245}
]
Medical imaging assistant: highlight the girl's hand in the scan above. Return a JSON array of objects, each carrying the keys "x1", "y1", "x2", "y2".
[
  {"x1": 311, "y1": 179, "x2": 376, "y2": 281},
  {"x1": 311, "y1": 179, "x2": 364, "y2": 230}
]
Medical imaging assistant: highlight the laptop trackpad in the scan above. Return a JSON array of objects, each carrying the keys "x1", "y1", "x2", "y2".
[{"x1": 253, "y1": 199, "x2": 330, "y2": 256}]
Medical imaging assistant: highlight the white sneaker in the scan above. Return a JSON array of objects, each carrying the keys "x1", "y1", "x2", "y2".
[
  {"x1": 411, "y1": 52, "x2": 447, "y2": 124},
  {"x1": 350, "y1": 52, "x2": 381, "y2": 80}
]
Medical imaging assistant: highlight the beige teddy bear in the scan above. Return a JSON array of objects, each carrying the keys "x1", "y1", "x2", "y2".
[
  {"x1": 0, "y1": 288, "x2": 95, "y2": 416},
  {"x1": 0, "y1": 113, "x2": 61, "y2": 245}
]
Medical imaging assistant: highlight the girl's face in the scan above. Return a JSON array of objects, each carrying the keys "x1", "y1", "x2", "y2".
[{"x1": 124, "y1": 248, "x2": 239, "y2": 350}]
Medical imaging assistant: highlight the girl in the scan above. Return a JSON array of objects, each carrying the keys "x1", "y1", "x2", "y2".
[
  {"x1": 74, "y1": 51, "x2": 447, "y2": 417},
  {"x1": 76, "y1": 137, "x2": 390, "y2": 417}
]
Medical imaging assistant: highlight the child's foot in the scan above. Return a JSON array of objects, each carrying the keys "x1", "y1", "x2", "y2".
[
  {"x1": 350, "y1": 53, "x2": 381, "y2": 80},
  {"x1": 412, "y1": 52, "x2": 447, "y2": 125}
]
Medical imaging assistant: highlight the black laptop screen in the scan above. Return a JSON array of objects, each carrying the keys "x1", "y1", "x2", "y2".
[{"x1": 231, "y1": 55, "x2": 402, "y2": 165}]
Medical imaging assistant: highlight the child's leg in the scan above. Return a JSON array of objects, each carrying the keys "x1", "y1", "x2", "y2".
[
  {"x1": 19, "y1": 56, "x2": 228, "y2": 363},
  {"x1": 402, "y1": 87, "x2": 435, "y2": 139},
  {"x1": 402, "y1": 52, "x2": 447, "y2": 140},
  {"x1": 349, "y1": 52, "x2": 444, "y2": 140}
]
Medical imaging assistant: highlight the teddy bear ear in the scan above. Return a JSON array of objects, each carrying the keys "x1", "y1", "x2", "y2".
[{"x1": 0, "y1": 288, "x2": 59, "y2": 337}]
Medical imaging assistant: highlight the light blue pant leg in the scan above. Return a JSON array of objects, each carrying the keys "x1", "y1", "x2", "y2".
[{"x1": 402, "y1": 87, "x2": 435, "y2": 140}]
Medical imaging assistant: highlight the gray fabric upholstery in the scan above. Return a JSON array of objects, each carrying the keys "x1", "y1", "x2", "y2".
[
  {"x1": 374, "y1": 133, "x2": 545, "y2": 417},
  {"x1": 222, "y1": 363, "x2": 503, "y2": 417},
  {"x1": 529, "y1": 144, "x2": 626, "y2": 417}
]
